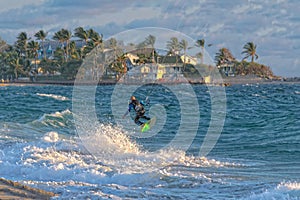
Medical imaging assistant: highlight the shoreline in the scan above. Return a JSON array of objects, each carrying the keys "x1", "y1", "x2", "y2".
[
  {"x1": 0, "y1": 178, "x2": 56, "y2": 199},
  {"x1": 1, "y1": 76, "x2": 299, "y2": 87}
]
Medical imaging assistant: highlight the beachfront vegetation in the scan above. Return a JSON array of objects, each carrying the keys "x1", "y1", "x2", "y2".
[
  {"x1": 215, "y1": 47, "x2": 235, "y2": 66},
  {"x1": 214, "y1": 43, "x2": 274, "y2": 78},
  {"x1": 242, "y1": 42, "x2": 258, "y2": 62},
  {"x1": 195, "y1": 39, "x2": 205, "y2": 64},
  {"x1": 0, "y1": 28, "x2": 275, "y2": 82}
]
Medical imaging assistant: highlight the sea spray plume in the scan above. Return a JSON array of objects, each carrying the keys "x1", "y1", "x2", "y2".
[
  {"x1": 73, "y1": 27, "x2": 226, "y2": 159},
  {"x1": 78, "y1": 123, "x2": 141, "y2": 157}
]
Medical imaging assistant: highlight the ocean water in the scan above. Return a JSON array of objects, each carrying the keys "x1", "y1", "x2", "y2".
[{"x1": 0, "y1": 83, "x2": 299, "y2": 199}]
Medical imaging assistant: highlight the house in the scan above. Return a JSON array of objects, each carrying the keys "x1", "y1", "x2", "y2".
[
  {"x1": 125, "y1": 53, "x2": 139, "y2": 66},
  {"x1": 156, "y1": 55, "x2": 197, "y2": 79},
  {"x1": 129, "y1": 46, "x2": 154, "y2": 58},
  {"x1": 158, "y1": 55, "x2": 183, "y2": 73},
  {"x1": 37, "y1": 40, "x2": 60, "y2": 59},
  {"x1": 37, "y1": 40, "x2": 86, "y2": 60},
  {"x1": 217, "y1": 63, "x2": 235, "y2": 76},
  {"x1": 122, "y1": 51, "x2": 198, "y2": 81},
  {"x1": 180, "y1": 55, "x2": 197, "y2": 65},
  {"x1": 156, "y1": 64, "x2": 166, "y2": 79}
]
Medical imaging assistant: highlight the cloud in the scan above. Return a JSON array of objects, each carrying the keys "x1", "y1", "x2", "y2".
[
  {"x1": 208, "y1": 23, "x2": 224, "y2": 33},
  {"x1": 0, "y1": 0, "x2": 44, "y2": 12},
  {"x1": 255, "y1": 26, "x2": 287, "y2": 37}
]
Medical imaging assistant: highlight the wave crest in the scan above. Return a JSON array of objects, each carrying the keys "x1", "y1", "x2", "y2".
[
  {"x1": 32, "y1": 109, "x2": 73, "y2": 128},
  {"x1": 36, "y1": 93, "x2": 69, "y2": 101}
]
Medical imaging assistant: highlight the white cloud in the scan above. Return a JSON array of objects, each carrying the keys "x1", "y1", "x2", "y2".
[
  {"x1": 232, "y1": 4, "x2": 251, "y2": 14},
  {"x1": 232, "y1": 2, "x2": 262, "y2": 15},
  {"x1": 255, "y1": 26, "x2": 287, "y2": 37},
  {"x1": 208, "y1": 23, "x2": 224, "y2": 33},
  {"x1": 0, "y1": 0, "x2": 44, "y2": 12}
]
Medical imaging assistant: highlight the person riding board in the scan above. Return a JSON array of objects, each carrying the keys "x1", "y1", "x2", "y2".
[{"x1": 123, "y1": 96, "x2": 151, "y2": 126}]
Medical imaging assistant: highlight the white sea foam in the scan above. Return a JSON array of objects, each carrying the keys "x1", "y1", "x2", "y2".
[
  {"x1": 244, "y1": 181, "x2": 300, "y2": 200},
  {"x1": 77, "y1": 123, "x2": 242, "y2": 172},
  {"x1": 36, "y1": 93, "x2": 69, "y2": 101},
  {"x1": 0, "y1": 123, "x2": 265, "y2": 199},
  {"x1": 42, "y1": 131, "x2": 59, "y2": 143},
  {"x1": 1, "y1": 122, "x2": 243, "y2": 176},
  {"x1": 78, "y1": 123, "x2": 141, "y2": 157},
  {"x1": 278, "y1": 182, "x2": 300, "y2": 190},
  {"x1": 38, "y1": 109, "x2": 72, "y2": 120},
  {"x1": 34, "y1": 109, "x2": 73, "y2": 128}
]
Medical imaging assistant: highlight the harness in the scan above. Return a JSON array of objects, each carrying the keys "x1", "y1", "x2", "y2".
[{"x1": 132, "y1": 100, "x2": 145, "y2": 114}]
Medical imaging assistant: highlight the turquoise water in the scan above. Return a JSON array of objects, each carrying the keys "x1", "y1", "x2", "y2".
[{"x1": 0, "y1": 83, "x2": 299, "y2": 199}]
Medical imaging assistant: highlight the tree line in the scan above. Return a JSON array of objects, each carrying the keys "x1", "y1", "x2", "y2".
[{"x1": 0, "y1": 27, "x2": 274, "y2": 81}]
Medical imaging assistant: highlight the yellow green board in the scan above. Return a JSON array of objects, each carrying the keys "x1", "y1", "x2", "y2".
[{"x1": 141, "y1": 117, "x2": 156, "y2": 132}]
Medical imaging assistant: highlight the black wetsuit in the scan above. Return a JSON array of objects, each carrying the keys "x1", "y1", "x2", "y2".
[{"x1": 128, "y1": 99, "x2": 150, "y2": 126}]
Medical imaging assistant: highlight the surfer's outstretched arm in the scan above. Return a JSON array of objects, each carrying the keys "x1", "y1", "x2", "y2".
[
  {"x1": 122, "y1": 110, "x2": 129, "y2": 118},
  {"x1": 123, "y1": 103, "x2": 134, "y2": 118}
]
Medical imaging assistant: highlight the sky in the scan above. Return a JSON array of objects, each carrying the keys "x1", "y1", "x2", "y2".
[{"x1": 0, "y1": 0, "x2": 299, "y2": 77}]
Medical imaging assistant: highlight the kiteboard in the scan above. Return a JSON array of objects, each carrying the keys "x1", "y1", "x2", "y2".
[{"x1": 141, "y1": 117, "x2": 156, "y2": 133}]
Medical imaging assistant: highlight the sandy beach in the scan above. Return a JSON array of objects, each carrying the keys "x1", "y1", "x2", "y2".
[
  {"x1": 0, "y1": 178, "x2": 56, "y2": 199},
  {"x1": 1, "y1": 75, "x2": 297, "y2": 87},
  {"x1": 0, "y1": 81, "x2": 59, "y2": 198}
]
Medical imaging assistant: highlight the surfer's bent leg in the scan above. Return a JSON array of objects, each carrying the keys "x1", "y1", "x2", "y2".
[
  {"x1": 141, "y1": 115, "x2": 150, "y2": 121},
  {"x1": 138, "y1": 110, "x2": 150, "y2": 121},
  {"x1": 134, "y1": 115, "x2": 144, "y2": 126}
]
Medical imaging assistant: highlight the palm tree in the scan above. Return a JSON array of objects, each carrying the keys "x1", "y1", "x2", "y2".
[
  {"x1": 52, "y1": 30, "x2": 64, "y2": 44},
  {"x1": 114, "y1": 53, "x2": 128, "y2": 80},
  {"x1": 107, "y1": 38, "x2": 128, "y2": 79},
  {"x1": 87, "y1": 30, "x2": 103, "y2": 80},
  {"x1": 0, "y1": 37, "x2": 8, "y2": 52},
  {"x1": 69, "y1": 41, "x2": 80, "y2": 60},
  {"x1": 34, "y1": 30, "x2": 48, "y2": 59},
  {"x1": 16, "y1": 32, "x2": 30, "y2": 58},
  {"x1": 166, "y1": 37, "x2": 180, "y2": 55},
  {"x1": 195, "y1": 39, "x2": 205, "y2": 64},
  {"x1": 242, "y1": 42, "x2": 258, "y2": 62},
  {"x1": 53, "y1": 48, "x2": 65, "y2": 64},
  {"x1": 215, "y1": 48, "x2": 235, "y2": 66},
  {"x1": 27, "y1": 40, "x2": 40, "y2": 70},
  {"x1": 74, "y1": 27, "x2": 89, "y2": 43},
  {"x1": 166, "y1": 37, "x2": 180, "y2": 66},
  {"x1": 84, "y1": 29, "x2": 103, "y2": 55},
  {"x1": 61, "y1": 29, "x2": 72, "y2": 62},
  {"x1": 135, "y1": 41, "x2": 149, "y2": 63},
  {"x1": 53, "y1": 30, "x2": 65, "y2": 62},
  {"x1": 74, "y1": 27, "x2": 90, "y2": 59},
  {"x1": 53, "y1": 29, "x2": 72, "y2": 62},
  {"x1": 8, "y1": 56, "x2": 24, "y2": 79},
  {"x1": 88, "y1": 29, "x2": 103, "y2": 48},
  {"x1": 144, "y1": 34, "x2": 156, "y2": 63},
  {"x1": 179, "y1": 39, "x2": 188, "y2": 70},
  {"x1": 0, "y1": 51, "x2": 9, "y2": 77}
]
